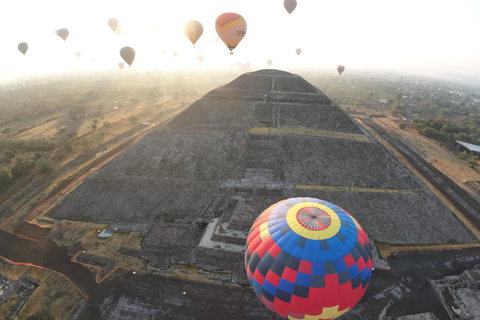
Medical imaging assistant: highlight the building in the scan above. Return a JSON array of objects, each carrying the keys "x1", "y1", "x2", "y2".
[{"x1": 455, "y1": 140, "x2": 480, "y2": 157}]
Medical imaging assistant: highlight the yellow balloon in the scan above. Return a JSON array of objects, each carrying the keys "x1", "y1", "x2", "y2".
[{"x1": 184, "y1": 20, "x2": 203, "y2": 47}]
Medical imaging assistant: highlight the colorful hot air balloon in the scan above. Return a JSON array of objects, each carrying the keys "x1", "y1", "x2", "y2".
[
  {"x1": 108, "y1": 18, "x2": 119, "y2": 32},
  {"x1": 296, "y1": 48, "x2": 302, "y2": 56},
  {"x1": 197, "y1": 54, "x2": 204, "y2": 63},
  {"x1": 75, "y1": 52, "x2": 81, "y2": 58},
  {"x1": 184, "y1": 20, "x2": 203, "y2": 47},
  {"x1": 215, "y1": 13, "x2": 247, "y2": 54},
  {"x1": 56, "y1": 28, "x2": 69, "y2": 41},
  {"x1": 337, "y1": 65, "x2": 345, "y2": 76},
  {"x1": 118, "y1": 62, "x2": 124, "y2": 69},
  {"x1": 245, "y1": 198, "x2": 373, "y2": 320},
  {"x1": 173, "y1": 50, "x2": 179, "y2": 57},
  {"x1": 267, "y1": 59, "x2": 272, "y2": 67},
  {"x1": 284, "y1": 0, "x2": 297, "y2": 15},
  {"x1": 120, "y1": 46, "x2": 135, "y2": 66},
  {"x1": 18, "y1": 42, "x2": 28, "y2": 55}
]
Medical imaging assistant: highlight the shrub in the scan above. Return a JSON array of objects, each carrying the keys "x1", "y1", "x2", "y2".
[
  {"x1": 36, "y1": 159, "x2": 52, "y2": 174},
  {"x1": 398, "y1": 122, "x2": 406, "y2": 129}
]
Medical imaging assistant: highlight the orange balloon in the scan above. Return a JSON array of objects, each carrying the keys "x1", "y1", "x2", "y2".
[
  {"x1": 75, "y1": 52, "x2": 81, "y2": 58},
  {"x1": 184, "y1": 20, "x2": 203, "y2": 47},
  {"x1": 215, "y1": 13, "x2": 247, "y2": 54}
]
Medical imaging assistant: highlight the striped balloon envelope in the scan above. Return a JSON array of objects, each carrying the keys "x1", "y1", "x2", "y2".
[
  {"x1": 215, "y1": 13, "x2": 247, "y2": 54},
  {"x1": 245, "y1": 198, "x2": 373, "y2": 320}
]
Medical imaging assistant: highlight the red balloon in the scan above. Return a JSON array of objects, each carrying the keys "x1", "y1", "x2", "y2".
[{"x1": 337, "y1": 65, "x2": 345, "y2": 75}]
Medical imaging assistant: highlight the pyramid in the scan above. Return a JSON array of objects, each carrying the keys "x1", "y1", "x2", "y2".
[{"x1": 48, "y1": 70, "x2": 476, "y2": 274}]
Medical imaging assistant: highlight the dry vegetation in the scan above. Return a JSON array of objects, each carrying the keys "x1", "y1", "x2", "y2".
[{"x1": 0, "y1": 263, "x2": 84, "y2": 320}]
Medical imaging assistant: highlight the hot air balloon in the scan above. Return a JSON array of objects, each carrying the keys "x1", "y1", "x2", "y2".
[
  {"x1": 245, "y1": 198, "x2": 373, "y2": 320},
  {"x1": 214, "y1": 37, "x2": 219, "y2": 44},
  {"x1": 296, "y1": 48, "x2": 302, "y2": 56},
  {"x1": 75, "y1": 52, "x2": 81, "y2": 58},
  {"x1": 173, "y1": 50, "x2": 179, "y2": 57},
  {"x1": 337, "y1": 65, "x2": 345, "y2": 76},
  {"x1": 108, "y1": 18, "x2": 119, "y2": 32},
  {"x1": 284, "y1": 0, "x2": 297, "y2": 15},
  {"x1": 18, "y1": 42, "x2": 28, "y2": 55},
  {"x1": 267, "y1": 59, "x2": 272, "y2": 67},
  {"x1": 118, "y1": 62, "x2": 124, "y2": 69},
  {"x1": 197, "y1": 55, "x2": 204, "y2": 63},
  {"x1": 56, "y1": 28, "x2": 69, "y2": 41},
  {"x1": 215, "y1": 13, "x2": 247, "y2": 54},
  {"x1": 114, "y1": 27, "x2": 122, "y2": 35},
  {"x1": 184, "y1": 20, "x2": 203, "y2": 47},
  {"x1": 120, "y1": 46, "x2": 135, "y2": 66}
]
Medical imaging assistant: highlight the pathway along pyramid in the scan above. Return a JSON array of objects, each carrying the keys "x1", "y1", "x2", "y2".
[{"x1": 48, "y1": 69, "x2": 476, "y2": 280}]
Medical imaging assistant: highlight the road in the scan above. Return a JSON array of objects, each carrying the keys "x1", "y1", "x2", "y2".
[{"x1": 361, "y1": 118, "x2": 480, "y2": 232}]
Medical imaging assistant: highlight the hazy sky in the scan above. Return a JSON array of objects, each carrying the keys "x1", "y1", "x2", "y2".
[{"x1": 1, "y1": 0, "x2": 480, "y2": 82}]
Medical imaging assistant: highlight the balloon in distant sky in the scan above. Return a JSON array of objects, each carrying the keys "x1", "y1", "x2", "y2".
[
  {"x1": 56, "y1": 28, "x2": 69, "y2": 41},
  {"x1": 18, "y1": 42, "x2": 28, "y2": 55},
  {"x1": 120, "y1": 46, "x2": 135, "y2": 66},
  {"x1": 215, "y1": 13, "x2": 247, "y2": 54},
  {"x1": 284, "y1": 0, "x2": 297, "y2": 15},
  {"x1": 337, "y1": 65, "x2": 345, "y2": 76},
  {"x1": 197, "y1": 55, "x2": 204, "y2": 63},
  {"x1": 173, "y1": 50, "x2": 179, "y2": 57},
  {"x1": 214, "y1": 37, "x2": 219, "y2": 44},
  {"x1": 245, "y1": 62, "x2": 251, "y2": 70},
  {"x1": 184, "y1": 20, "x2": 203, "y2": 47},
  {"x1": 245, "y1": 197, "x2": 373, "y2": 320},
  {"x1": 108, "y1": 18, "x2": 119, "y2": 31},
  {"x1": 75, "y1": 52, "x2": 81, "y2": 58},
  {"x1": 296, "y1": 48, "x2": 302, "y2": 56},
  {"x1": 114, "y1": 27, "x2": 122, "y2": 35},
  {"x1": 118, "y1": 62, "x2": 124, "y2": 69},
  {"x1": 161, "y1": 49, "x2": 166, "y2": 54},
  {"x1": 267, "y1": 59, "x2": 272, "y2": 67}
]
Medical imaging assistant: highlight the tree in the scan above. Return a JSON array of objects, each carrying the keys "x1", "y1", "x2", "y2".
[
  {"x1": 91, "y1": 124, "x2": 97, "y2": 130},
  {"x1": 127, "y1": 115, "x2": 139, "y2": 123},
  {"x1": 468, "y1": 157, "x2": 478, "y2": 168},
  {"x1": 455, "y1": 132, "x2": 469, "y2": 142},
  {"x1": 36, "y1": 159, "x2": 52, "y2": 173},
  {"x1": 398, "y1": 122, "x2": 406, "y2": 129},
  {"x1": 458, "y1": 151, "x2": 469, "y2": 160},
  {"x1": 0, "y1": 167, "x2": 12, "y2": 186}
]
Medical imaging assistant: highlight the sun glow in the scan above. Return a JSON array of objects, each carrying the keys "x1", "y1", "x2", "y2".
[{"x1": 1, "y1": 0, "x2": 480, "y2": 82}]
